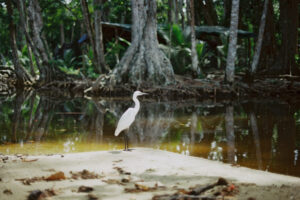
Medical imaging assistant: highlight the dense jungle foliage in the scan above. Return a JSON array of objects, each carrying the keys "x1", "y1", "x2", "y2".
[{"x1": 0, "y1": 0, "x2": 299, "y2": 87}]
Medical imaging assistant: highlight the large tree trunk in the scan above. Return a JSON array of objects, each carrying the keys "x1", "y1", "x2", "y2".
[
  {"x1": 190, "y1": 0, "x2": 201, "y2": 77},
  {"x1": 273, "y1": 0, "x2": 298, "y2": 74},
  {"x1": 17, "y1": 0, "x2": 41, "y2": 75},
  {"x1": 80, "y1": 0, "x2": 109, "y2": 74},
  {"x1": 186, "y1": 0, "x2": 191, "y2": 26},
  {"x1": 94, "y1": 0, "x2": 110, "y2": 72},
  {"x1": 27, "y1": 0, "x2": 58, "y2": 83},
  {"x1": 80, "y1": 0, "x2": 100, "y2": 73},
  {"x1": 257, "y1": 0, "x2": 276, "y2": 73},
  {"x1": 27, "y1": 45, "x2": 35, "y2": 76},
  {"x1": 17, "y1": 0, "x2": 35, "y2": 77},
  {"x1": 112, "y1": 0, "x2": 175, "y2": 86},
  {"x1": 251, "y1": 0, "x2": 269, "y2": 73},
  {"x1": 178, "y1": 0, "x2": 185, "y2": 29},
  {"x1": 225, "y1": 0, "x2": 240, "y2": 83},
  {"x1": 168, "y1": 0, "x2": 178, "y2": 24},
  {"x1": 6, "y1": 0, "x2": 33, "y2": 86}
]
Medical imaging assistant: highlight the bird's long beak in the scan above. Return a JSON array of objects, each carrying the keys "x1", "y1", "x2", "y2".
[{"x1": 141, "y1": 92, "x2": 148, "y2": 95}]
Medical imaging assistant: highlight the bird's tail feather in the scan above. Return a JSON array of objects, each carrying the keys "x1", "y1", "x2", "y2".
[{"x1": 114, "y1": 128, "x2": 121, "y2": 136}]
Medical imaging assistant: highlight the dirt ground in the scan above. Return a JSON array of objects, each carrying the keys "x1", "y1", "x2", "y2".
[{"x1": 1, "y1": 148, "x2": 300, "y2": 200}]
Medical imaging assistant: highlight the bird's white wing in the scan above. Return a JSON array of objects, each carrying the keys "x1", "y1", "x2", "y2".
[{"x1": 114, "y1": 108, "x2": 137, "y2": 136}]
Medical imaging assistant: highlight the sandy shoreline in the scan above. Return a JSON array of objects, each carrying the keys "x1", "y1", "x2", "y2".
[{"x1": 1, "y1": 148, "x2": 300, "y2": 200}]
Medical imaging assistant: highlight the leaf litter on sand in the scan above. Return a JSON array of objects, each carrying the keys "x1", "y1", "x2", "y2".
[
  {"x1": 125, "y1": 182, "x2": 166, "y2": 193},
  {"x1": 16, "y1": 171, "x2": 66, "y2": 185},
  {"x1": 152, "y1": 177, "x2": 239, "y2": 200},
  {"x1": 113, "y1": 166, "x2": 131, "y2": 175},
  {"x1": 16, "y1": 169, "x2": 102, "y2": 185},
  {"x1": 45, "y1": 171, "x2": 66, "y2": 181},
  {"x1": 3, "y1": 189, "x2": 13, "y2": 195},
  {"x1": 102, "y1": 165, "x2": 145, "y2": 186},
  {"x1": 78, "y1": 186, "x2": 94, "y2": 193},
  {"x1": 21, "y1": 158, "x2": 39, "y2": 162},
  {"x1": 70, "y1": 169, "x2": 102, "y2": 179},
  {"x1": 15, "y1": 177, "x2": 45, "y2": 185},
  {"x1": 88, "y1": 193, "x2": 99, "y2": 200},
  {"x1": 27, "y1": 189, "x2": 57, "y2": 200},
  {"x1": 112, "y1": 159, "x2": 123, "y2": 163},
  {"x1": 102, "y1": 179, "x2": 125, "y2": 185},
  {"x1": 145, "y1": 168, "x2": 156, "y2": 173}
]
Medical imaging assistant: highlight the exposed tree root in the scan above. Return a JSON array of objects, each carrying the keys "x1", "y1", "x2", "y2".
[
  {"x1": 2, "y1": 68, "x2": 300, "y2": 101},
  {"x1": 0, "y1": 67, "x2": 17, "y2": 95}
]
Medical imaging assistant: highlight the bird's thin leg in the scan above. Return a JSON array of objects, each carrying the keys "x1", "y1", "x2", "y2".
[
  {"x1": 123, "y1": 131, "x2": 128, "y2": 151},
  {"x1": 126, "y1": 133, "x2": 128, "y2": 150},
  {"x1": 123, "y1": 133, "x2": 126, "y2": 151}
]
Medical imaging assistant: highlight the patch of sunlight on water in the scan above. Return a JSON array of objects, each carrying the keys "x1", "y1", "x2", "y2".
[
  {"x1": 0, "y1": 141, "x2": 124, "y2": 155},
  {"x1": 0, "y1": 141, "x2": 212, "y2": 156}
]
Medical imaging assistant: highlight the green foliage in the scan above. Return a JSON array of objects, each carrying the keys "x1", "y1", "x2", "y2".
[
  {"x1": 171, "y1": 24, "x2": 185, "y2": 45},
  {"x1": 103, "y1": 0, "x2": 131, "y2": 23},
  {"x1": 39, "y1": 0, "x2": 82, "y2": 50},
  {"x1": 17, "y1": 49, "x2": 31, "y2": 70},
  {"x1": 157, "y1": 0, "x2": 169, "y2": 23},
  {"x1": 0, "y1": 4, "x2": 10, "y2": 57},
  {"x1": 105, "y1": 112, "x2": 117, "y2": 126},
  {"x1": 50, "y1": 47, "x2": 99, "y2": 78},
  {"x1": 19, "y1": 45, "x2": 39, "y2": 74},
  {"x1": 82, "y1": 47, "x2": 99, "y2": 78},
  {"x1": 160, "y1": 24, "x2": 215, "y2": 75},
  {"x1": 215, "y1": 35, "x2": 228, "y2": 68},
  {"x1": 105, "y1": 38, "x2": 128, "y2": 68},
  {"x1": 51, "y1": 50, "x2": 79, "y2": 75},
  {"x1": 159, "y1": 24, "x2": 190, "y2": 74},
  {"x1": 0, "y1": 0, "x2": 295, "y2": 80}
]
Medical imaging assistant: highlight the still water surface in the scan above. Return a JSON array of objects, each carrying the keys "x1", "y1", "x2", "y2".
[{"x1": 0, "y1": 93, "x2": 299, "y2": 177}]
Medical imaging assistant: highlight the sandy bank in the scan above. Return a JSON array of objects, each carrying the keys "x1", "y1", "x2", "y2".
[{"x1": 1, "y1": 148, "x2": 299, "y2": 200}]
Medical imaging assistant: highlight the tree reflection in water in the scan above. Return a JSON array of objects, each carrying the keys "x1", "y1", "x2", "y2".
[
  {"x1": 225, "y1": 105, "x2": 235, "y2": 164},
  {"x1": 0, "y1": 93, "x2": 299, "y2": 177}
]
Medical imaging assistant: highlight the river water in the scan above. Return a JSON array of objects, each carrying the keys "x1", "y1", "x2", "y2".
[{"x1": 0, "y1": 92, "x2": 299, "y2": 177}]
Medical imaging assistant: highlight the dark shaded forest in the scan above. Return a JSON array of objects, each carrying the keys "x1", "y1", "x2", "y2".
[{"x1": 0, "y1": 0, "x2": 299, "y2": 99}]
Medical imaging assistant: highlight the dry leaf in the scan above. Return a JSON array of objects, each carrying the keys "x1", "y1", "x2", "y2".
[
  {"x1": 125, "y1": 182, "x2": 166, "y2": 193},
  {"x1": 102, "y1": 179, "x2": 124, "y2": 185},
  {"x1": 27, "y1": 189, "x2": 56, "y2": 200},
  {"x1": 70, "y1": 169, "x2": 101, "y2": 179},
  {"x1": 121, "y1": 178, "x2": 130, "y2": 183},
  {"x1": 78, "y1": 186, "x2": 94, "y2": 193},
  {"x1": 15, "y1": 177, "x2": 44, "y2": 185},
  {"x1": 113, "y1": 167, "x2": 131, "y2": 175},
  {"x1": 21, "y1": 158, "x2": 38, "y2": 162},
  {"x1": 113, "y1": 159, "x2": 123, "y2": 163},
  {"x1": 135, "y1": 183, "x2": 149, "y2": 191},
  {"x1": 3, "y1": 189, "x2": 13, "y2": 195},
  {"x1": 88, "y1": 193, "x2": 98, "y2": 200},
  {"x1": 45, "y1": 171, "x2": 66, "y2": 181}
]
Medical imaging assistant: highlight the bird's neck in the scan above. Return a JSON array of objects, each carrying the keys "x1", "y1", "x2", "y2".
[{"x1": 133, "y1": 95, "x2": 140, "y2": 111}]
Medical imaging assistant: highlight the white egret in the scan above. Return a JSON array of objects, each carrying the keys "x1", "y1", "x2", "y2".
[{"x1": 114, "y1": 91, "x2": 148, "y2": 151}]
